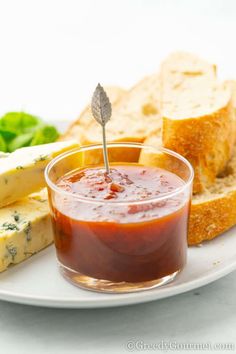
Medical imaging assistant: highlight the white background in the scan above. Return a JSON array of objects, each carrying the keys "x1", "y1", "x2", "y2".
[
  {"x1": 1, "y1": 1, "x2": 236, "y2": 353},
  {"x1": 0, "y1": 0, "x2": 236, "y2": 121}
]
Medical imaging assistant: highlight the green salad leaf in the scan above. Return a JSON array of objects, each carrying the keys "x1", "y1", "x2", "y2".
[
  {"x1": 0, "y1": 112, "x2": 60, "y2": 152},
  {"x1": 0, "y1": 134, "x2": 7, "y2": 152},
  {"x1": 8, "y1": 133, "x2": 34, "y2": 152},
  {"x1": 0, "y1": 127, "x2": 17, "y2": 141},
  {"x1": 30, "y1": 126, "x2": 59, "y2": 146},
  {"x1": 0, "y1": 112, "x2": 39, "y2": 132}
]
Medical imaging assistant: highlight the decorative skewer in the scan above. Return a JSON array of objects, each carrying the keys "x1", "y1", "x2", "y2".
[{"x1": 91, "y1": 83, "x2": 112, "y2": 174}]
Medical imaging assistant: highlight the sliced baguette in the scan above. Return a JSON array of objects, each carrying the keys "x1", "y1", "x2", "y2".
[
  {"x1": 160, "y1": 52, "x2": 235, "y2": 193},
  {"x1": 225, "y1": 80, "x2": 236, "y2": 140},
  {"x1": 140, "y1": 133, "x2": 236, "y2": 245},
  {"x1": 79, "y1": 75, "x2": 162, "y2": 145},
  {"x1": 62, "y1": 77, "x2": 162, "y2": 164},
  {"x1": 62, "y1": 75, "x2": 162, "y2": 145},
  {"x1": 189, "y1": 146, "x2": 236, "y2": 245},
  {"x1": 61, "y1": 87, "x2": 126, "y2": 143}
]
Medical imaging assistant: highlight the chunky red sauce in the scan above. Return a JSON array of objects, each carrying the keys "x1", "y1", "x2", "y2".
[{"x1": 51, "y1": 164, "x2": 189, "y2": 283}]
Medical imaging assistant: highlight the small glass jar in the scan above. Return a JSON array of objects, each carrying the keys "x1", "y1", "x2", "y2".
[{"x1": 45, "y1": 143, "x2": 193, "y2": 293}]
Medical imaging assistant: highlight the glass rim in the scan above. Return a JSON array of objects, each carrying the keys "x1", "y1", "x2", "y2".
[{"x1": 45, "y1": 142, "x2": 194, "y2": 206}]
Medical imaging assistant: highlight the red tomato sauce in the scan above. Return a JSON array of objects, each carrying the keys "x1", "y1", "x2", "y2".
[{"x1": 51, "y1": 164, "x2": 189, "y2": 283}]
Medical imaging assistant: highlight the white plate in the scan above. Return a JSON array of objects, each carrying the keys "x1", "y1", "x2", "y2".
[
  {"x1": 0, "y1": 226, "x2": 235, "y2": 308},
  {"x1": 1, "y1": 120, "x2": 236, "y2": 308}
]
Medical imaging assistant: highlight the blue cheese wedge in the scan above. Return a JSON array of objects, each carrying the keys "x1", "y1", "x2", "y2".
[
  {"x1": 0, "y1": 140, "x2": 78, "y2": 208},
  {"x1": 0, "y1": 189, "x2": 53, "y2": 272}
]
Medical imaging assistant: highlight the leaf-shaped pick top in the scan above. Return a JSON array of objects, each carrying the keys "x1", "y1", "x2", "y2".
[{"x1": 91, "y1": 83, "x2": 112, "y2": 126}]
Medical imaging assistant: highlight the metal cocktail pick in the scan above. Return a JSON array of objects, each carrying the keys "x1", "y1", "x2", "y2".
[{"x1": 91, "y1": 83, "x2": 112, "y2": 174}]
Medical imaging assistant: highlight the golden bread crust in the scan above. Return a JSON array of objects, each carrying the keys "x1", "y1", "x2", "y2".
[
  {"x1": 162, "y1": 99, "x2": 235, "y2": 193},
  {"x1": 160, "y1": 53, "x2": 234, "y2": 193},
  {"x1": 189, "y1": 192, "x2": 236, "y2": 244}
]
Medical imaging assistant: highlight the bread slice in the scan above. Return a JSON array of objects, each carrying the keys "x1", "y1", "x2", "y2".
[
  {"x1": 140, "y1": 132, "x2": 236, "y2": 245},
  {"x1": 189, "y1": 146, "x2": 236, "y2": 245},
  {"x1": 160, "y1": 52, "x2": 235, "y2": 193},
  {"x1": 62, "y1": 77, "x2": 162, "y2": 164},
  {"x1": 61, "y1": 86, "x2": 126, "y2": 143},
  {"x1": 62, "y1": 75, "x2": 162, "y2": 145},
  {"x1": 225, "y1": 80, "x2": 236, "y2": 141}
]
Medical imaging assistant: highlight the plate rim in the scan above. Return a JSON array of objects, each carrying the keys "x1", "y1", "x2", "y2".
[{"x1": 0, "y1": 255, "x2": 235, "y2": 308}]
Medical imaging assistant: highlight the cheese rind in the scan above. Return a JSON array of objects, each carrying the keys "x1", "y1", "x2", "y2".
[
  {"x1": 0, "y1": 140, "x2": 78, "y2": 208},
  {"x1": 0, "y1": 189, "x2": 53, "y2": 272}
]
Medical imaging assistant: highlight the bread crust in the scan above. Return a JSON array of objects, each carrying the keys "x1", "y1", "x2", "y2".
[
  {"x1": 189, "y1": 191, "x2": 236, "y2": 245},
  {"x1": 160, "y1": 53, "x2": 235, "y2": 193},
  {"x1": 162, "y1": 99, "x2": 235, "y2": 193}
]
